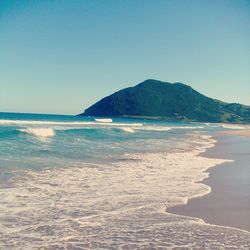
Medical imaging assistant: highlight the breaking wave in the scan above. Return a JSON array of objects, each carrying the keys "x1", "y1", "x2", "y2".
[
  {"x1": 19, "y1": 128, "x2": 55, "y2": 138},
  {"x1": 0, "y1": 119, "x2": 142, "y2": 127},
  {"x1": 221, "y1": 124, "x2": 250, "y2": 130},
  {"x1": 95, "y1": 118, "x2": 113, "y2": 123},
  {"x1": 1, "y1": 133, "x2": 249, "y2": 249},
  {"x1": 120, "y1": 127, "x2": 135, "y2": 133},
  {"x1": 137, "y1": 126, "x2": 172, "y2": 131}
]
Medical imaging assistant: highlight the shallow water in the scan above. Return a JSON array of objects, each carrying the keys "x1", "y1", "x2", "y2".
[{"x1": 0, "y1": 112, "x2": 250, "y2": 249}]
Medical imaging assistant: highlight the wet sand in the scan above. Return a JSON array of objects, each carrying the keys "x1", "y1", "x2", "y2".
[
  {"x1": 224, "y1": 129, "x2": 250, "y2": 137},
  {"x1": 168, "y1": 133, "x2": 250, "y2": 232}
]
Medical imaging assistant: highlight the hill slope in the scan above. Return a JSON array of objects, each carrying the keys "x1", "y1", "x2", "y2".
[{"x1": 80, "y1": 79, "x2": 250, "y2": 123}]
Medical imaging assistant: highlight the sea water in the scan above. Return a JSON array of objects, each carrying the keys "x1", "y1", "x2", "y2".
[{"x1": 0, "y1": 112, "x2": 250, "y2": 249}]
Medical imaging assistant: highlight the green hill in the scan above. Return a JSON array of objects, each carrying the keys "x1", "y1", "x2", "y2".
[{"x1": 80, "y1": 79, "x2": 250, "y2": 123}]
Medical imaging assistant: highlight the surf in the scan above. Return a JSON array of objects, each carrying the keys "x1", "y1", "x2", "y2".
[
  {"x1": 19, "y1": 128, "x2": 55, "y2": 138},
  {"x1": 95, "y1": 118, "x2": 113, "y2": 123}
]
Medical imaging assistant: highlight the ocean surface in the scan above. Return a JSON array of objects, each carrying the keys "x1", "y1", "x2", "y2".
[{"x1": 0, "y1": 112, "x2": 250, "y2": 249}]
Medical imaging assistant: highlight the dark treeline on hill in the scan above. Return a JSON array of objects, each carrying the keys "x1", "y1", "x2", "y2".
[{"x1": 80, "y1": 79, "x2": 250, "y2": 123}]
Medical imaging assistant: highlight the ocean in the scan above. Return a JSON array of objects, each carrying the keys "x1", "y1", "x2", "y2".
[{"x1": 0, "y1": 112, "x2": 250, "y2": 249}]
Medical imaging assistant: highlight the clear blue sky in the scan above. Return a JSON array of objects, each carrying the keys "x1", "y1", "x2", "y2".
[{"x1": 0, "y1": 0, "x2": 249, "y2": 114}]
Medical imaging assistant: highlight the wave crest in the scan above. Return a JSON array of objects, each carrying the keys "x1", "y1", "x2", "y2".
[
  {"x1": 95, "y1": 118, "x2": 113, "y2": 123},
  {"x1": 120, "y1": 127, "x2": 135, "y2": 133},
  {"x1": 19, "y1": 128, "x2": 55, "y2": 138},
  {"x1": 221, "y1": 124, "x2": 249, "y2": 130},
  {"x1": 0, "y1": 119, "x2": 142, "y2": 127}
]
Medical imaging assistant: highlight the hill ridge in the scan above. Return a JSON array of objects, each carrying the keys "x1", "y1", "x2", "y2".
[{"x1": 80, "y1": 79, "x2": 250, "y2": 123}]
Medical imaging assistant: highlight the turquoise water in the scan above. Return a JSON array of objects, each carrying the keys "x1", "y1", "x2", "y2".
[
  {"x1": 0, "y1": 112, "x2": 208, "y2": 171},
  {"x1": 1, "y1": 112, "x2": 250, "y2": 249}
]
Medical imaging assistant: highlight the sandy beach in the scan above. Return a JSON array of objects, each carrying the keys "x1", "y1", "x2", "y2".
[
  {"x1": 168, "y1": 132, "x2": 250, "y2": 232},
  {"x1": 224, "y1": 129, "x2": 250, "y2": 137}
]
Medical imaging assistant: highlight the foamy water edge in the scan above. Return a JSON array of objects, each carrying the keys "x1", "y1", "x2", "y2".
[{"x1": 0, "y1": 133, "x2": 250, "y2": 249}]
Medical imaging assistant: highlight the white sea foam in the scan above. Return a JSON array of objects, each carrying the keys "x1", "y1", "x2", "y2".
[
  {"x1": 120, "y1": 127, "x2": 135, "y2": 133},
  {"x1": 120, "y1": 125, "x2": 203, "y2": 133},
  {"x1": 136, "y1": 126, "x2": 172, "y2": 131},
  {"x1": 1, "y1": 133, "x2": 249, "y2": 249},
  {"x1": 221, "y1": 124, "x2": 249, "y2": 130},
  {"x1": 172, "y1": 126, "x2": 204, "y2": 129},
  {"x1": 19, "y1": 128, "x2": 55, "y2": 137},
  {"x1": 131, "y1": 125, "x2": 203, "y2": 132},
  {"x1": 95, "y1": 118, "x2": 113, "y2": 123},
  {"x1": 0, "y1": 119, "x2": 205, "y2": 134},
  {"x1": 0, "y1": 119, "x2": 143, "y2": 127}
]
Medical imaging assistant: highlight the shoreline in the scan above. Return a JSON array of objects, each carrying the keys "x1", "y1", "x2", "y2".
[
  {"x1": 223, "y1": 129, "x2": 250, "y2": 137},
  {"x1": 168, "y1": 132, "x2": 250, "y2": 232}
]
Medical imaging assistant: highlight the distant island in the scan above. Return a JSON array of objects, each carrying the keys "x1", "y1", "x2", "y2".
[{"x1": 79, "y1": 79, "x2": 250, "y2": 123}]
